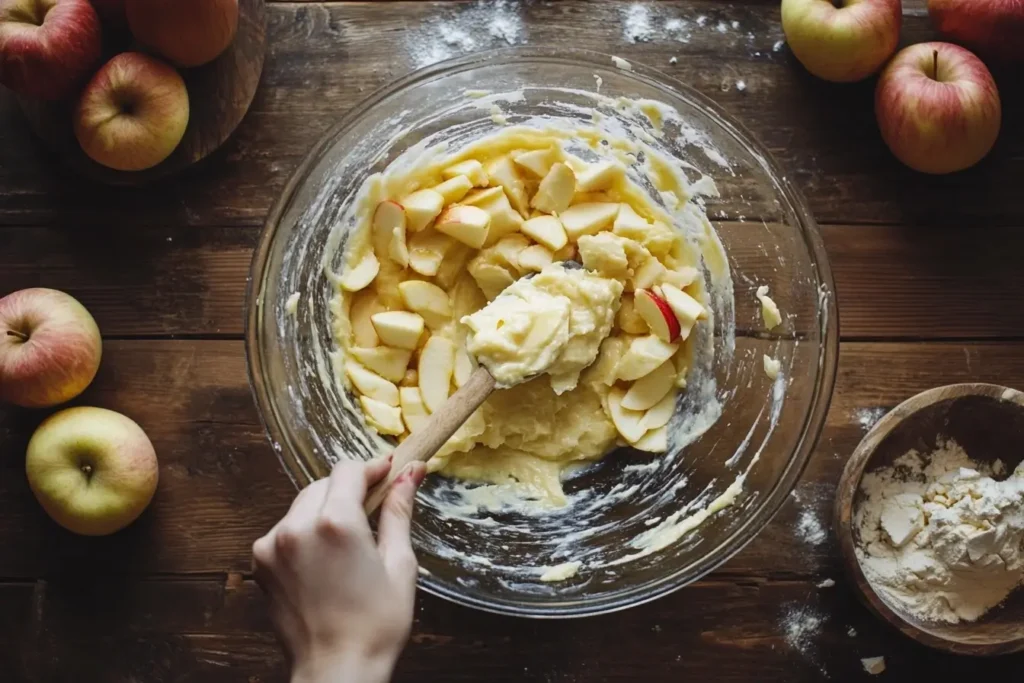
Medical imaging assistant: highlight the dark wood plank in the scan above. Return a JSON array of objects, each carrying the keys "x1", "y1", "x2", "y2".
[
  {"x1": 0, "y1": 575, "x2": 1021, "y2": 683},
  {"x1": 0, "y1": 2, "x2": 1021, "y2": 228},
  {"x1": 4, "y1": 223, "x2": 1023, "y2": 340},
  {"x1": 3, "y1": 339, "x2": 1024, "y2": 579}
]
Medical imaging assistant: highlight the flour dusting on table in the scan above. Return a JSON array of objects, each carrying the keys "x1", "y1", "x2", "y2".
[{"x1": 405, "y1": 0, "x2": 526, "y2": 69}]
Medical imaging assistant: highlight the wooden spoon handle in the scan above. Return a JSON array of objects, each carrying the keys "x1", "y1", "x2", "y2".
[{"x1": 363, "y1": 365, "x2": 496, "y2": 515}]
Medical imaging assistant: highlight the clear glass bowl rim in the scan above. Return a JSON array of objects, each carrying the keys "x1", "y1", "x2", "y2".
[{"x1": 245, "y1": 46, "x2": 840, "y2": 618}]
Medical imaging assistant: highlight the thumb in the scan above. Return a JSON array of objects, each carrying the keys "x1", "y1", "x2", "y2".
[{"x1": 377, "y1": 462, "x2": 426, "y2": 584}]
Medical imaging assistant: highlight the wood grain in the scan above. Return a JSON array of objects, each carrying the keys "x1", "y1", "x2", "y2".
[
  {"x1": 4, "y1": 223, "x2": 1024, "y2": 341},
  {"x1": 0, "y1": 575, "x2": 1021, "y2": 683},
  {"x1": 16, "y1": 0, "x2": 267, "y2": 186},
  {"x1": 3, "y1": 339, "x2": 1024, "y2": 579},
  {"x1": 0, "y1": 2, "x2": 1021, "y2": 227}
]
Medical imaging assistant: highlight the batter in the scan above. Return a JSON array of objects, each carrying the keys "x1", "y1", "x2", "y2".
[{"x1": 331, "y1": 115, "x2": 716, "y2": 507}]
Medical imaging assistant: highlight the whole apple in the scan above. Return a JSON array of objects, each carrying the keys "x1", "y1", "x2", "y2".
[
  {"x1": 876, "y1": 42, "x2": 1001, "y2": 174},
  {"x1": 0, "y1": 0, "x2": 102, "y2": 100},
  {"x1": 126, "y1": 0, "x2": 238, "y2": 68},
  {"x1": 74, "y1": 52, "x2": 189, "y2": 171},
  {"x1": 781, "y1": 0, "x2": 902, "y2": 83},
  {"x1": 929, "y1": 0, "x2": 1024, "y2": 63},
  {"x1": 0, "y1": 288, "x2": 101, "y2": 408},
  {"x1": 26, "y1": 406, "x2": 159, "y2": 536}
]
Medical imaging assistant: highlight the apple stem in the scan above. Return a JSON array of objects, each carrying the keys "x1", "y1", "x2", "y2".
[
  {"x1": 932, "y1": 50, "x2": 939, "y2": 80},
  {"x1": 81, "y1": 463, "x2": 93, "y2": 478},
  {"x1": 5, "y1": 330, "x2": 28, "y2": 343}
]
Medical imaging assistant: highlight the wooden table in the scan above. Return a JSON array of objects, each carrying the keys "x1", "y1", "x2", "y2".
[{"x1": 2, "y1": 1, "x2": 1023, "y2": 680}]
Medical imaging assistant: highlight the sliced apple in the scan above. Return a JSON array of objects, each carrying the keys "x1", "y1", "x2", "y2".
[
  {"x1": 443, "y1": 159, "x2": 488, "y2": 187},
  {"x1": 432, "y1": 175, "x2": 473, "y2": 205},
  {"x1": 661, "y1": 284, "x2": 706, "y2": 340},
  {"x1": 622, "y1": 359, "x2": 676, "y2": 411},
  {"x1": 461, "y1": 186, "x2": 504, "y2": 207},
  {"x1": 521, "y1": 214, "x2": 568, "y2": 251},
  {"x1": 607, "y1": 386, "x2": 648, "y2": 444},
  {"x1": 613, "y1": 203, "x2": 649, "y2": 233},
  {"x1": 399, "y1": 387, "x2": 430, "y2": 433},
  {"x1": 399, "y1": 286, "x2": 447, "y2": 332},
  {"x1": 348, "y1": 346, "x2": 412, "y2": 383},
  {"x1": 340, "y1": 252, "x2": 380, "y2": 292},
  {"x1": 370, "y1": 311, "x2": 425, "y2": 350},
  {"x1": 372, "y1": 200, "x2": 407, "y2": 259},
  {"x1": 418, "y1": 336, "x2": 455, "y2": 413},
  {"x1": 640, "y1": 388, "x2": 677, "y2": 430},
  {"x1": 434, "y1": 243, "x2": 473, "y2": 290},
  {"x1": 530, "y1": 162, "x2": 576, "y2": 214},
  {"x1": 401, "y1": 369, "x2": 418, "y2": 387},
  {"x1": 453, "y1": 346, "x2": 475, "y2": 388},
  {"x1": 756, "y1": 285, "x2": 782, "y2": 330},
  {"x1": 518, "y1": 244, "x2": 554, "y2": 273},
  {"x1": 615, "y1": 335, "x2": 679, "y2": 382},
  {"x1": 359, "y1": 395, "x2": 405, "y2": 435},
  {"x1": 407, "y1": 228, "x2": 454, "y2": 276},
  {"x1": 552, "y1": 242, "x2": 577, "y2": 262},
  {"x1": 349, "y1": 291, "x2": 385, "y2": 348},
  {"x1": 435, "y1": 205, "x2": 491, "y2": 249},
  {"x1": 468, "y1": 259, "x2": 516, "y2": 301},
  {"x1": 345, "y1": 360, "x2": 400, "y2": 406},
  {"x1": 401, "y1": 189, "x2": 445, "y2": 232},
  {"x1": 576, "y1": 161, "x2": 624, "y2": 192},
  {"x1": 492, "y1": 234, "x2": 531, "y2": 274},
  {"x1": 661, "y1": 266, "x2": 699, "y2": 289},
  {"x1": 763, "y1": 354, "x2": 781, "y2": 380},
  {"x1": 633, "y1": 289, "x2": 681, "y2": 343},
  {"x1": 617, "y1": 295, "x2": 649, "y2": 335},
  {"x1": 632, "y1": 257, "x2": 667, "y2": 291},
  {"x1": 485, "y1": 156, "x2": 529, "y2": 217},
  {"x1": 559, "y1": 202, "x2": 619, "y2": 241},
  {"x1": 634, "y1": 424, "x2": 668, "y2": 453},
  {"x1": 513, "y1": 147, "x2": 556, "y2": 177}
]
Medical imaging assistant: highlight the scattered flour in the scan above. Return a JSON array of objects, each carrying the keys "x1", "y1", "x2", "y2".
[
  {"x1": 846, "y1": 626, "x2": 857, "y2": 637},
  {"x1": 773, "y1": 40, "x2": 785, "y2": 52},
  {"x1": 796, "y1": 508, "x2": 827, "y2": 545},
  {"x1": 780, "y1": 604, "x2": 827, "y2": 671},
  {"x1": 816, "y1": 578, "x2": 835, "y2": 589},
  {"x1": 405, "y1": 0, "x2": 526, "y2": 69},
  {"x1": 854, "y1": 407, "x2": 887, "y2": 431},
  {"x1": 621, "y1": 4, "x2": 654, "y2": 43},
  {"x1": 855, "y1": 439, "x2": 1024, "y2": 624}
]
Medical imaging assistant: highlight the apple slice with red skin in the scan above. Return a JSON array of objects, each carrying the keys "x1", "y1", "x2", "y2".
[{"x1": 633, "y1": 289, "x2": 680, "y2": 343}]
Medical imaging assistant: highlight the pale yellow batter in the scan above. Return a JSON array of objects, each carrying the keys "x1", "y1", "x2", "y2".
[{"x1": 332, "y1": 121, "x2": 713, "y2": 506}]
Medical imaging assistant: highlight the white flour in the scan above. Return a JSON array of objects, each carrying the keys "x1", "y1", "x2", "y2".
[
  {"x1": 854, "y1": 406, "x2": 887, "y2": 431},
  {"x1": 855, "y1": 439, "x2": 1024, "y2": 623},
  {"x1": 796, "y1": 508, "x2": 827, "y2": 545},
  {"x1": 405, "y1": 0, "x2": 526, "y2": 69}
]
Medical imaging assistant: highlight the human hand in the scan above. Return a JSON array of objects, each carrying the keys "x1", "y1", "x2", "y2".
[{"x1": 253, "y1": 457, "x2": 427, "y2": 683}]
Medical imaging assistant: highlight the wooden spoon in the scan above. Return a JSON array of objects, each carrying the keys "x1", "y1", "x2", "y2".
[{"x1": 363, "y1": 365, "x2": 495, "y2": 514}]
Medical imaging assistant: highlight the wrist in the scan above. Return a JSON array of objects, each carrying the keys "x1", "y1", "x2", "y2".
[{"x1": 291, "y1": 650, "x2": 395, "y2": 683}]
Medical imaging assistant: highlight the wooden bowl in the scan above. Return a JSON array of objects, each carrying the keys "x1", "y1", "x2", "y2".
[
  {"x1": 834, "y1": 383, "x2": 1024, "y2": 656},
  {"x1": 16, "y1": 0, "x2": 267, "y2": 186}
]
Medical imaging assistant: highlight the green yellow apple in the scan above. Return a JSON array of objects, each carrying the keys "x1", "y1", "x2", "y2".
[
  {"x1": 26, "y1": 406, "x2": 159, "y2": 536},
  {"x1": 74, "y1": 51, "x2": 189, "y2": 171},
  {"x1": 875, "y1": 42, "x2": 1001, "y2": 174},
  {"x1": 781, "y1": 0, "x2": 902, "y2": 82},
  {"x1": 0, "y1": 288, "x2": 101, "y2": 408},
  {"x1": 126, "y1": 0, "x2": 238, "y2": 67}
]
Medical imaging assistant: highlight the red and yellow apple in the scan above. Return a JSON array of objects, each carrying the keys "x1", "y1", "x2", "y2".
[
  {"x1": 0, "y1": 0, "x2": 101, "y2": 100},
  {"x1": 26, "y1": 406, "x2": 159, "y2": 536},
  {"x1": 74, "y1": 52, "x2": 189, "y2": 171},
  {"x1": 780, "y1": 0, "x2": 902, "y2": 82},
  {"x1": 0, "y1": 288, "x2": 101, "y2": 408},
  {"x1": 929, "y1": 0, "x2": 1024, "y2": 63},
  {"x1": 875, "y1": 42, "x2": 1001, "y2": 174},
  {"x1": 126, "y1": 0, "x2": 238, "y2": 68}
]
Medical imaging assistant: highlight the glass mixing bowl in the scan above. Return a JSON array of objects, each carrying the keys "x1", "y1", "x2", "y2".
[{"x1": 246, "y1": 47, "x2": 838, "y2": 617}]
